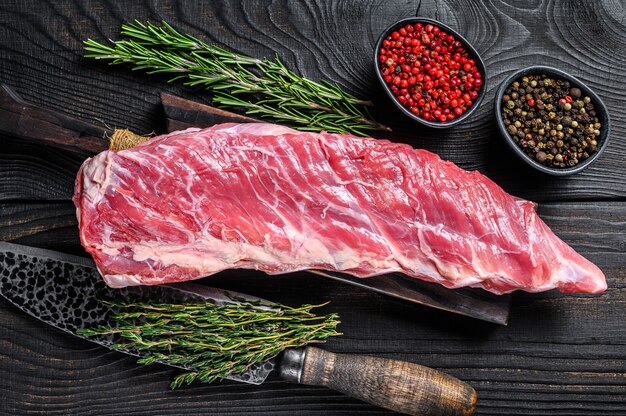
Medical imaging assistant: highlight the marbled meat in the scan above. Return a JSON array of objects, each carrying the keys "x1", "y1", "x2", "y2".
[{"x1": 73, "y1": 123, "x2": 606, "y2": 294}]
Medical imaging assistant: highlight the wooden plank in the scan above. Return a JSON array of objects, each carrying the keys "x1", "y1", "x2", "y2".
[
  {"x1": 0, "y1": 0, "x2": 623, "y2": 202},
  {"x1": 1, "y1": 199, "x2": 625, "y2": 415},
  {"x1": 0, "y1": 84, "x2": 109, "y2": 155},
  {"x1": 0, "y1": 136, "x2": 82, "y2": 201},
  {"x1": 0, "y1": 201, "x2": 81, "y2": 255}
]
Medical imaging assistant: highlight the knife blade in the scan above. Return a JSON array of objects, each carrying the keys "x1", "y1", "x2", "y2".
[
  {"x1": 0, "y1": 242, "x2": 477, "y2": 416},
  {"x1": 310, "y1": 270, "x2": 511, "y2": 325},
  {"x1": 0, "y1": 241, "x2": 273, "y2": 384}
]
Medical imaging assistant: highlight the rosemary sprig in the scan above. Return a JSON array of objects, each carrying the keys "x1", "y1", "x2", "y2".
[
  {"x1": 78, "y1": 297, "x2": 340, "y2": 389},
  {"x1": 83, "y1": 20, "x2": 390, "y2": 136}
]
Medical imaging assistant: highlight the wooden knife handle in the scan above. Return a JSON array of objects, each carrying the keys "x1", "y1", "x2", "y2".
[
  {"x1": 0, "y1": 83, "x2": 109, "y2": 154},
  {"x1": 282, "y1": 346, "x2": 476, "y2": 416}
]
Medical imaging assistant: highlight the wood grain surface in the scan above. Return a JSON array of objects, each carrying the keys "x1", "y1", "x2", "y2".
[{"x1": 0, "y1": 0, "x2": 625, "y2": 415}]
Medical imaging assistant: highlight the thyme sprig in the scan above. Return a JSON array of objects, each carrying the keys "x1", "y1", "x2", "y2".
[
  {"x1": 78, "y1": 297, "x2": 340, "y2": 389},
  {"x1": 84, "y1": 20, "x2": 389, "y2": 135}
]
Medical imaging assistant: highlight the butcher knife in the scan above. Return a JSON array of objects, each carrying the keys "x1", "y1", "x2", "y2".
[
  {"x1": 0, "y1": 242, "x2": 476, "y2": 416},
  {"x1": 161, "y1": 92, "x2": 513, "y2": 325},
  {"x1": 0, "y1": 83, "x2": 510, "y2": 325}
]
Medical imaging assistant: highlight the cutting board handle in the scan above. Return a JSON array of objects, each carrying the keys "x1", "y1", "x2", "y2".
[
  {"x1": 282, "y1": 346, "x2": 476, "y2": 416},
  {"x1": 0, "y1": 83, "x2": 109, "y2": 154}
]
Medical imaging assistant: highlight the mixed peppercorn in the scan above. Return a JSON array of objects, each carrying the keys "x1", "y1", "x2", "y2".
[
  {"x1": 378, "y1": 22, "x2": 483, "y2": 122},
  {"x1": 501, "y1": 75, "x2": 601, "y2": 168}
]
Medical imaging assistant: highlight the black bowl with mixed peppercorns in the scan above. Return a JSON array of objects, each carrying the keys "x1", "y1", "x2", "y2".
[
  {"x1": 495, "y1": 66, "x2": 610, "y2": 176},
  {"x1": 374, "y1": 17, "x2": 487, "y2": 128}
]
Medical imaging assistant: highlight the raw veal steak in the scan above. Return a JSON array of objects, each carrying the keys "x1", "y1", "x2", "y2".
[{"x1": 73, "y1": 123, "x2": 606, "y2": 294}]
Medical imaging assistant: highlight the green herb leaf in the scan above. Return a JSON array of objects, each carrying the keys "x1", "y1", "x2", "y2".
[
  {"x1": 83, "y1": 20, "x2": 390, "y2": 136},
  {"x1": 78, "y1": 297, "x2": 341, "y2": 389}
]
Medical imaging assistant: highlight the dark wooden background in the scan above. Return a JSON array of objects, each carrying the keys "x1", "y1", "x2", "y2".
[{"x1": 1, "y1": 1, "x2": 625, "y2": 415}]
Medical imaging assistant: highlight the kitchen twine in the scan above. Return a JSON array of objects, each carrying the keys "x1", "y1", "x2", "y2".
[{"x1": 108, "y1": 128, "x2": 153, "y2": 151}]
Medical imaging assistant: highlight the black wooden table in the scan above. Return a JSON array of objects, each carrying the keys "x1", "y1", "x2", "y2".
[{"x1": 1, "y1": 1, "x2": 625, "y2": 415}]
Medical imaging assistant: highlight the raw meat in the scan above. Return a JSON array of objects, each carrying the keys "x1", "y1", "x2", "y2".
[{"x1": 73, "y1": 123, "x2": 606, "y2": 294}]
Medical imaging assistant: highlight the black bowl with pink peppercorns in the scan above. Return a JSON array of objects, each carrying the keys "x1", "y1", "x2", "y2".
[{"x1": 374, "y1": 17, "x2": 487, "y2": 128}]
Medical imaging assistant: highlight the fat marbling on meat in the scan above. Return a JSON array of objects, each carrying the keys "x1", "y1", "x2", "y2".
[{"x1": 73, "y1": 123, "x2": 606, "y2": 294}]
